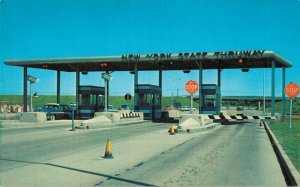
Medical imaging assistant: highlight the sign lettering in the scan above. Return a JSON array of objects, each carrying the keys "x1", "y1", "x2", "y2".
[
  {"x1": 121, "y1": 50, "x2": 265, "y2": 62},
  {"x1": 185, "y1": 80, "x2": 199, "y2": 94},
  {"x1": 285, "y1": 83, "x2": 300, "y2": 98}
]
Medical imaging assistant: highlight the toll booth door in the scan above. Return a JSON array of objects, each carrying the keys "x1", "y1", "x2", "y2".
[{"x1": 202, "y1": 89, "x2": 218, "y2": 114}]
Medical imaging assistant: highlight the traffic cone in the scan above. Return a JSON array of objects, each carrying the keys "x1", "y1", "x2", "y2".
[
  {"x1": 104, "y1": 139, "x2": 113, "y2": 159},
  {"x1": 169, "y1": 125, "x2": 175, "y2": 135}
]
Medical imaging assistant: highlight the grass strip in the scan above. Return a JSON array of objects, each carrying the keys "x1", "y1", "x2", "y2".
[{"x1": 269, "y1": 119, "x2": 300, "y2": 172}]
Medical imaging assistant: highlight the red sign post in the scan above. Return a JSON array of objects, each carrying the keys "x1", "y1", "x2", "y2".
[
  {"x1": 285, "y1": 82, "x2": 300, "y2": 129},
  {"x1": 185, "y1": 80, "x2": 199, "y2": 113}
]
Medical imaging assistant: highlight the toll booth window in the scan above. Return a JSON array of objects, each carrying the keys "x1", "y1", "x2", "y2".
[
  {"x1": 80, "y1": 94, "x2": 88, "y2": 106},
  {"x1": 90, "y1": 95, "x2": 97, "y2": 106},
  {"x1": 204, "y1": 95, "x2": 216, "y2": 107},
  {"x1": 98, "y1": 95, "x2": 104, "y2": 106},
  {"x1": 139, "y1": 94, "x2": 152, "y2": 106},
  {"x1": 80, "y1": 94, "x2": 97, "y2": 107},
  {"x1": 154, "y1": 94, "x2": 161, "y2": 107}
]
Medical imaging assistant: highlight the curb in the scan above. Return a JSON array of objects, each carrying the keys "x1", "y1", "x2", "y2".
[
  {"x1": 0, "y1": 120, "x2": 83, "y2": 129},
  {"x1": 263, "y1": 121, "x2": 300, "y2": 186},
  {"x1": 78, "y1": 120, "x2": 149, "y2": 129},
  {"x1": 178, "y1": 123, "x2": 220, "y2": 133}
]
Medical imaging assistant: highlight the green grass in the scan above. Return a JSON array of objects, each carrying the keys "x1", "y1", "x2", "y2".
[{"x1": 269, "y1": 120, "x2": 300, "y2": 172}]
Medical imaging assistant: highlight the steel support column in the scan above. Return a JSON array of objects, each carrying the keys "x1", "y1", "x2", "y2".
[
  {"x1": 198, "y1": 62, "x2": 203, "y2": 114},
  {"x1": 271, "y1": 61, "x2": 275, "y2": 116},
  {"x1": 281, "y1": 68, "x2": 286, "y2": 120},
  {"x1": 218, "y1": 68, "x2": 222, "y2": 113},
  {"x1": 217, "y1": 68, "x2": 221, "y2": 88},
  {"x1": 134, "y1": 62, "x2": 139, "y2": 112},
  {"x1": 157, "y1": 68, "x2": 163, "y2": 120},
  {"x1": 23, "y1": 67, "x2": 28, "y2": 112},
  {"x1": 106, "y1": 70, "x2": 109, "y2": 109},
  {"x1": 57, "y1": 70, "x2": 61, "y2": 104},
  {"x1": 159, "y1": 68, "x2": 162, "y2": 98},
  {"x1": 76, "y1": 71, "x2": 80, "y2": 116}
]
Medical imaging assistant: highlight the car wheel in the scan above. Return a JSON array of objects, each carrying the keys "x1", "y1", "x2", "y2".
[{"x1": 51, "y1": 115, "x2": 56, "y2": 121}]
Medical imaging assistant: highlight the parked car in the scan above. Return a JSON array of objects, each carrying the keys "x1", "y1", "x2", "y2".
[
  {"x1": 162, "y1": 106, "x2": 177, "y2": 111},
  {"x1": 36, "y1": 103, "x2": 72, "y2": 120},
  {"x1": 236, "y1": 106, "x2": 244, "y2": 111},
  {"x1": 118, "y1": 104, "x2": 134, "y2": 111},
  {"x1": 180, "y1": 106, "x2": 196, "y2": 111},
  {"x1": 108, "y1": 105, "x2": 119, "y2": 112}
]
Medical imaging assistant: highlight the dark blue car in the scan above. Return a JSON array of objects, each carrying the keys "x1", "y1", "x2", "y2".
[{"x1": 36, "y1": 103, "x2": 72, "y2": 120}]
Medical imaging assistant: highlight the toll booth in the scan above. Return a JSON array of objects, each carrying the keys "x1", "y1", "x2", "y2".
[
  {"x1": 78, "y1": 86, "x2": 105, "y2": 119},
  {"x1": 201, "y1": 84, "x2": 221, "y2": 114},
  {"x1": 136, "y1": 84, "x2": 162, "y2": 120}
]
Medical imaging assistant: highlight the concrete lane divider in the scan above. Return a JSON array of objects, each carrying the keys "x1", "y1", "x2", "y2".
[
  {"x1": 180, "y1": 123, "x2": 220, "y2": 133},
  {"x1": 104, "y1": 139, "x2": 113, "y2": 159}
]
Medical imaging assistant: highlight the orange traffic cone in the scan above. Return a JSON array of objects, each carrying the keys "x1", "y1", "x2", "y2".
[
  {"x1": 169, "y1": 125, "x2": 175, "y2": 135},
  {"x1": 104, "y1": 139, "x2": 113, "y2": 159}
]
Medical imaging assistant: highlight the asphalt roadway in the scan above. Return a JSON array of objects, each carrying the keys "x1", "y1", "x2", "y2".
[
  {"x1": 0, "y1": 120, "x2": 287, "y2": 186},
  {"x1": 0, "y1": 121, "x2": 168, "y2": 172},
  {"x1": 100, "y1": 121, "x2": 286, "y2": 186}
]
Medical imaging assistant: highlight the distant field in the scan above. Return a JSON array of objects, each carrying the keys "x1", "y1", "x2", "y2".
[
  {"x1": 0, "y1": 95, "x2": 298, "y2": 112},
  {"x1": 0, "y1": 95, "x2": 196, "y2": 109}
]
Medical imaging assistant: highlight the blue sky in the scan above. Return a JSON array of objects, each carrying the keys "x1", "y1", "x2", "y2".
[{"x1": 0, "y1": 0, "x2": 300, "y2": 97}]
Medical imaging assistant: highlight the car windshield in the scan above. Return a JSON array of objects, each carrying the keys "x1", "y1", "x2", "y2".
[
  {"x1": 44, "y1": 105, "x2": 59, "y2": 109},
  {"x1": 59, "y1": 105, "x2": 69, "y2": 110}
]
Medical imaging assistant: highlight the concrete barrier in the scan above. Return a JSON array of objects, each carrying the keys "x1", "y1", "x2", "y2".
[
  {"x1": 19, "y1": 112, "x2": 47, "y2": 122},
  {"x1": 179, "y1": 123, "x2": 220, "y2": 133},
  {"x1": 177, "y1": 114, "x2": 213, "y2": 132},
  {"x1": 80, "y1": 115, "x2": 112, "y2": 129},
  {"x1": 164, "y1": 110, "x2": 180, "y2": 118},
  {"x1": 0, "y1": 113, "x2": 21, "y2": 120},
  {"x1": 179, "y1": 114, "x2": 213, "y2": 126},
  {"x1": 94, "y1": 111, "x2": 144, "y2": 123},
  {"x1": 95, "y1": 112, "x2": 121, "y2": 123}
]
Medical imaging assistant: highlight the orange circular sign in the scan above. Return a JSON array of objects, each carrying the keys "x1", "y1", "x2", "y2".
[
  {"x1": 285, "y1": 83, "x2": 300, "y2": 98},
  {"x1": 185, "y1": 80, "x2": 199, "y2": 94}
]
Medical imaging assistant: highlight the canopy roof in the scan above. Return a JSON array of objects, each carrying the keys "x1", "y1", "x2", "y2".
[{"x1": 4, "y1": 50, "x2": 292, "y2": 72}]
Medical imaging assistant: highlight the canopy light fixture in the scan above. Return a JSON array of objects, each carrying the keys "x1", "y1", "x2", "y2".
[
  {"x1": 183, "y1": 69, "x2": 191, "y2": 73},
  {"x1": 241, "y1": 68, "x2": 249, "y2": 72},
  {"x1": 27, "y1": 75, "x2": 39, "y2": 83}
]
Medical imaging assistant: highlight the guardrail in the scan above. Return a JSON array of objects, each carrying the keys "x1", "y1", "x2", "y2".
[{"x1": 203, "y1": 114, "x2": 276, "y2": 120}]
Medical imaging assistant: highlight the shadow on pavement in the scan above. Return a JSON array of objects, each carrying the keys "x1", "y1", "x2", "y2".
[
  {"x1": 0, "y1": 158, "x2": 156, "y2": 186},
  {"x1": 221, "y1": 121, "x2": 255, "y2": 125}
]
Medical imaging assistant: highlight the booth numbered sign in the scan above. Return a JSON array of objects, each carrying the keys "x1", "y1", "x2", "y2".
[
  {"x1": 185, "y1": 80, "x2": 199, "y2": 94},
  {"x1": 285, "y1": 83, "x2": 300, "y2": 98},
  {"x1": 124, "y1": 93, "x2": 132, "y2": 101}
]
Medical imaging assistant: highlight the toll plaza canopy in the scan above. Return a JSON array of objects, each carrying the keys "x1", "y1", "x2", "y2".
[
  {"x1": 4, "y1": 50, "x2": 292, "y2": 119},
  {"x1": 5, "y1": 50, "x2": 292, "y2": 71}
]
